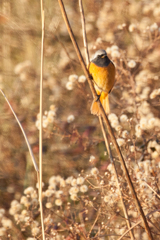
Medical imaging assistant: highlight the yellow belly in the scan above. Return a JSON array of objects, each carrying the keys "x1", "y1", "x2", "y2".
[{"x1": 89, "y1": 61, "x2": 115, "y2": 94}]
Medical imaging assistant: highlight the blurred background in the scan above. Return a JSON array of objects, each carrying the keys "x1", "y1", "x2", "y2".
[{"x1": 0, "y1": 0, "x2": 160, "y2": 218}]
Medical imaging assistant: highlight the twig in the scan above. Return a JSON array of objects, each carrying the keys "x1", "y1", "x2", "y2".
[
  {"x1": 88, "y1": 207, "x2": 101, "y2": 238},
  {"x1": 0, "y1": 89, "x2": 38, "y2": 172},
  {"x1": 79, "y1": 1, "x2": 134, "y2": 238},
  {"x1": 39, "y1": 0, "x2": 45, "y2": 239},
  {"x1": 117, "y1": 209, "x2": 160, "y2": 240},
  {"x1": 99, "y1": 116, "x2": 135, "y2": 240},
  {"x1": 143, "y1": 181, "x2": 160, "y2": 199},
  {"x1": 58, "y1": 1, "x2": 153, "y2": 239},
  {"x1": 78, "y1": 0, "x2": 90, "y2": 66}
]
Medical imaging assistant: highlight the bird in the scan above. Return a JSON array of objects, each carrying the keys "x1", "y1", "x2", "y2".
[{"x1": 89, "y1": 49, "x2": 115, "y2": 116}]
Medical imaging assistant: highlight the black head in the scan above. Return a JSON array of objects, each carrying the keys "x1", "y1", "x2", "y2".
[{"x1": 91, "y1": 49, "x2": 110, "y2": 67}]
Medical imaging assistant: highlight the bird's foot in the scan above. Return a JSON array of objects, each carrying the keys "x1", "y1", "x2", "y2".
[{"x1": 95, "y1": 94, "x2": 101, "y2": 102}]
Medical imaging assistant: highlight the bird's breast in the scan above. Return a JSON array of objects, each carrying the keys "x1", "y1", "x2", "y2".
[{"x1": 89, "y1": 61, "x2": 115, "y2": 93}]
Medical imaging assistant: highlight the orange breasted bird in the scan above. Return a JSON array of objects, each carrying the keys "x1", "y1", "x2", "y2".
[{"x1": 89, "y1": 49, "x2": 115, "y2": 116}]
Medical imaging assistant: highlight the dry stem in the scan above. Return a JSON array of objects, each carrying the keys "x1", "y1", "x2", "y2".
[
  {"x1": 99, "y1": 116, "x2": 135, "y2": 240},
  {"x1": 0, "y1": 89, "x2": 38, "y2": 172},
  {"x1": 78, "y1": 1, "x2": 134, "y2": 238},
  {"x1": 118, "y1": 209, "x2": 160, "y2": 240},
  {"x1": 39, "y1": 0, "x2": 45, "y2": 239},
  {"x1": 58, "y1": 0, "x2": 153, "y2": 239},
  {"x1": 79, "y1": 0, "x2": 90, "y2": 66}
]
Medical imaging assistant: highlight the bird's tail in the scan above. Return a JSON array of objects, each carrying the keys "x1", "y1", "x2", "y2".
[{"x1": 91, "y1": 93, "x2": 110, "y2": 116}]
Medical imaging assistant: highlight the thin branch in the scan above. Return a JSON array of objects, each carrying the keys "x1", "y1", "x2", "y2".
[
  {"x1": 117, "y1": 209, "x2": 160, "y2": 240},
  {"x1": 0, "y1": 89, "x2": 38, "y2": 172},
  {"x1": 79, "y1": 1, "x2": 134, "y2": 238},
  {"x1": 39, "y1": 0, "x2": 45, "y2": 239},
  {"x1": 88, "y1": 208, "x2": 101, "y2": 238},
  {"x1": 58, "y1": 1, "x2": 153, "y2": 239},
  {"x1": 99, "y1": 116, "x2": 135, "y2": 240},
  {"x1": 78, "y1": 0, "x2": 90, "y2": 66},
  {"x1": 143, "y1": 181, "x2": 160, "y2": 199}
]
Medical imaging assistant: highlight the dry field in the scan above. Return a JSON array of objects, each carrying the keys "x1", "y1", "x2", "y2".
[{"x1": 0, "y1": 0, "x2": 160, "y2": 239}]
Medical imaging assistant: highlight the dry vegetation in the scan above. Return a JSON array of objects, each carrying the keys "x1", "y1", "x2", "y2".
[{"x1": 0, "y1": 0, "x2": 160, "y2": 239}]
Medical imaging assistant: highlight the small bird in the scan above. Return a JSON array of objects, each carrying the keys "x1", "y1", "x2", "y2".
[{"x1": 89, "y1": 49, "x2": 115, "y2": 116}]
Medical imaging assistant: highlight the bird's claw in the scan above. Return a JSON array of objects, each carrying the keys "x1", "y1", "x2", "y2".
[{"x1": 95, "y1": 94, "x2": 101, "y2": 102}]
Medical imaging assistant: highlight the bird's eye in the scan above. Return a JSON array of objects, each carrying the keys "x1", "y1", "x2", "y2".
[{"x1": 101, "y1": 55, "x2": 105, "y2": 58}]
